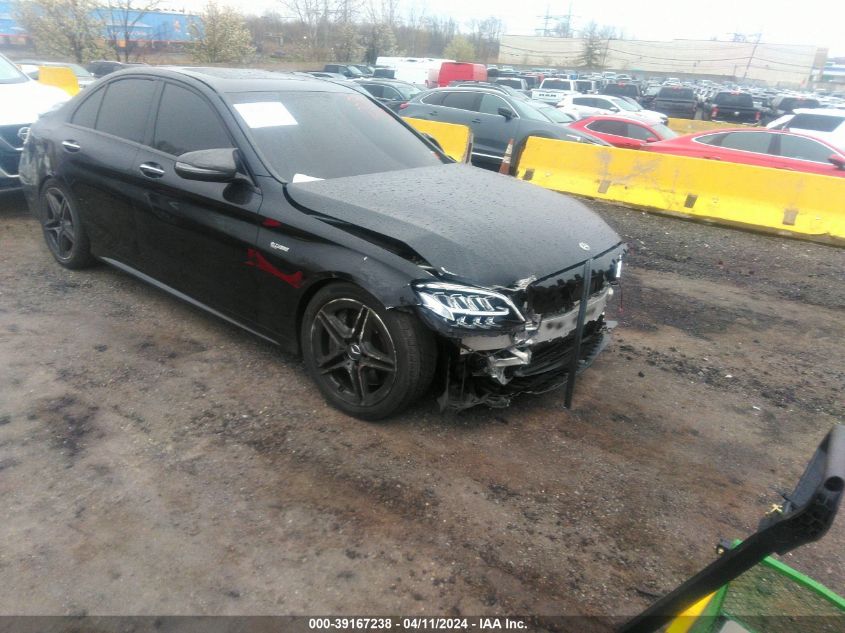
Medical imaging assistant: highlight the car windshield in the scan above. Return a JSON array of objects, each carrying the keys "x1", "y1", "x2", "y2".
[
  {"x1": 68, "y1": 64, "x2": 93, "y2": 78},
  {"x1": 533, "y1": 103, "x2": 573, "y2": 123},
  {"x1": 0, "y1": 54, "x2": 29, "y2": 84},
  {"x1": 611, "y1": 98, "x2": 638, "y2": 111},
  {"x1": 228, "y1": 90, "x2": 444, "y2": 181}
]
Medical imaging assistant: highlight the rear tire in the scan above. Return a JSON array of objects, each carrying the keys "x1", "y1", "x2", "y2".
[
  {"x1": 38, "y1": 179, "x2": 95, "y2": 269},
  {"x1": 301, "y1": 282, "x2": 437, "y2": 420}
]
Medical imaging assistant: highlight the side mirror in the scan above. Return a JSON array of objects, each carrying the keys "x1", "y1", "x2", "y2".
[
  {"x1": 829, "y1": 154, "x2": 845, "y2": 170},
  {"x1": 497, "y1": 107, "x2": 515, "y2": 120},
  {"x1": 610, "y1": 107, "x2": 619, "y2": 112},
  {"x1": 175, "y1": 148, "x2": 239, "y2": 182},
  {"x1": 645, "y1": 136, "x2": 659, "y2": 143}
]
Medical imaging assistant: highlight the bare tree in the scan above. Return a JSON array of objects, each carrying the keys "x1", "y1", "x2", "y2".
[
  {"x1": 104, "y1": 0, "x2": 162, "y2": 62},
  {"x1": 279, "y1": 0, "x2": 326, "y2": 57},
  {"x1": 578, "y1": 21, "x2": 616, "y2": 70},
  {"x1": 468, "y1": 17, "x2": 502, "y2": 62}
]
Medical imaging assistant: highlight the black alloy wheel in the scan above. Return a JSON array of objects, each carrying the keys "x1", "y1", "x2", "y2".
[
  {"x1": 39, "y1": 180, "x2": 94, "y2": 269},
  {"x1": 302, "y1": 283, "x2": 436, "y2": 420},
  {"x1": 312, "y1": 297, "x2": 397, "y2": 406}
]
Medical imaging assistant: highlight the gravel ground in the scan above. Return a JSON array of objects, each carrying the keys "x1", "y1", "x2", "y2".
[{"x1": 1, "y1": 189, "x2": 843, "y2": 628}]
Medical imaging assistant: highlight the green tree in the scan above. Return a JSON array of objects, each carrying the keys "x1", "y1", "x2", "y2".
[
  {"x1": 16, "y1": 0, "x2": 105, "y2": 64},
  {"x1": 189, "y1": 2, "x2": 255, "y2": 64},
  {"x1": 443, "y1": 35, "x2": 474, "y2": 61}
]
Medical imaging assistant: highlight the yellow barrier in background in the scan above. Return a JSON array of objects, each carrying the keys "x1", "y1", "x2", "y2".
[
  {"x1": 38, "y1": 66, "x2": 79, "y2": 96},
  {"x1": 404, "y1": 117, "x2": 472, "y2": 163},
  {"x1": 515, "y1": 137, "x2": 845, "y2": 244},
  {"x1": 666, "y1": 118, "x2": 745, "y2": 134}
]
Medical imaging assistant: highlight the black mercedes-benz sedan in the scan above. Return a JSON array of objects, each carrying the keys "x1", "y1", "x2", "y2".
[{"x1": 20, "y1": 67, "x2": 625, "y2": 420}]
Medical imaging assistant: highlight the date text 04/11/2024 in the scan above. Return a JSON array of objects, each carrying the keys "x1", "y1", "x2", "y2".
[{"x1": 308, "y1": 618, "x2": 528, "y2": 630}]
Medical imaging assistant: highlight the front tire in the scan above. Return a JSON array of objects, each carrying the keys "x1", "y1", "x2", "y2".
[
  {"x1": 301, "y1": 283, "x2": 436, "y2": 420},
  {"x1": 39, "y1": 179, "x2": 95, "y2": 269}
]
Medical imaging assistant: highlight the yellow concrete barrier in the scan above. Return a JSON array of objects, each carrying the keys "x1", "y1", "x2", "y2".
[
  {"x1": 666, "y1": 118, "x2": 746, "y2": 134},
  {"x1": 38, "y1": 66, "x2": 79, "y2": 96},
  {"x1": 404, "y1": 117, "x2": 472, "y2": 163},
  {"x1": 515, "y1": 137, "x2": 845, "y2": 244}
]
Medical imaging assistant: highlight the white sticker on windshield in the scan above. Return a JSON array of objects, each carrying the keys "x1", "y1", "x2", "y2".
[
  {"x1": 234, "y1": 102, "x2": 298, "y2": 128},
  {"x1": 292, "y1": 174, "x2": 323, "y2": 183}
]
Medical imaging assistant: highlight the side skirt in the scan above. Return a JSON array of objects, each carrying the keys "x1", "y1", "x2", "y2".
[{"x1": 100, "y1": 257, "x2": 279, "y2": 346}]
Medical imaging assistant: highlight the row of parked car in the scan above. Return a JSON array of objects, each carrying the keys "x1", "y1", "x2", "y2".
[{"x1": 372, "y1": 80, "x2": 845, "y2": 178}]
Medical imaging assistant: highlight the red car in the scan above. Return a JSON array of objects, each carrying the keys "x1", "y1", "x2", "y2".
[
  {"x1": 567, "y1": 115, "x2": 677, "y2": 149},
  {"x1": 643, "y1": 128, "x2": 845, "y2": 177}
]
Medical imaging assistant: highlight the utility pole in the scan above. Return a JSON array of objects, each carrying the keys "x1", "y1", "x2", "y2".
[
  {"x1": 742, "y1": 32, "x2": 763, "y2": 81},
  {"x1": 535, "y1": 4, "x2": 571, "y2": 37}
]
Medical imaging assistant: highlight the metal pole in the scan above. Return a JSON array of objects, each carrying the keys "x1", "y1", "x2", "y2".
[{"x1": 564, "y1": 257, "x2": 591, "y2": 408}]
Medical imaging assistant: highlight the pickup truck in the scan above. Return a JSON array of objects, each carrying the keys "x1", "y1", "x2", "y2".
[
  {"x1": 530, "y1": 78, "x2": 579, "y2": 104},
  {"x1": 652, "y1": 86, "x2": 697, "y2": 119},
  {"x1": 704, "y1": 91, "x2": 761, "y2": 124}
]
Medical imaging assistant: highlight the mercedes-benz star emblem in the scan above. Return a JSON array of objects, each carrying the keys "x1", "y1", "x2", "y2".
[{"x1": 579, "y1": 242, "x2": 591, "y2": 251}]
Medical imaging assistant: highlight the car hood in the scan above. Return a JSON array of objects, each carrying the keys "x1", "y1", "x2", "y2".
[
  {"x1": 0, "y1": 80, "x2": 70, "y2": 126},
  {"x1": 286, "y1": 164, "x2": 622, "y2": 288}
]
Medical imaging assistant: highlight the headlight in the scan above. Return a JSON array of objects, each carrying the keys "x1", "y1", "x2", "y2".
[{"x1": 413, "y1": 282, "x2": 525, "y2": 330}]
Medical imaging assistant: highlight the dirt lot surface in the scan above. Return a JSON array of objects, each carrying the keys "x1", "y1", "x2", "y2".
[{"x1": 1, "y1": 190, "x2": 843, "y2": 627}]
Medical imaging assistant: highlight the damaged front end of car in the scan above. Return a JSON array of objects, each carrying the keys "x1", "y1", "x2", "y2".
[{"x1": 413, "y1": 246, "x2": 625, "y2": 411}]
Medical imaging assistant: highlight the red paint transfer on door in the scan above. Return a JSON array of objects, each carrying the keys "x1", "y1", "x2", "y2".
[{"x1": 245, "y1": 248, "x2": 304, "y2": 288}]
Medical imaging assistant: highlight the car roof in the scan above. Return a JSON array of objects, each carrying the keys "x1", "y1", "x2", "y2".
[
  {"x1": 578, "y1": 115, "x2": 655, "y2": 126},
  {"x1": 793, "y1": 107, "x2": 845, "y2": 117},
  {"x1": 103, "y1": 66, "x2": 353, "y2": 94},
  {"x1": 689, "y1": 127, "x2": 840, "y2": 145}
]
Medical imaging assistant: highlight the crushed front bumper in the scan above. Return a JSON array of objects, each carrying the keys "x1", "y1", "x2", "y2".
[{"x1": 437, "y1": 286, "x2": 616, "y2": 410}]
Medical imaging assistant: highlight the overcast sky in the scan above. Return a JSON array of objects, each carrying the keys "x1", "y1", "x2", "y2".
[{"x1": 161, "y1": 0, "x2": 844, "y2": 56}]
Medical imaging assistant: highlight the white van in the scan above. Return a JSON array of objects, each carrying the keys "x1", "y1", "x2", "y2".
[
  {"x1": 375, "y1": 57, "x2": 453, "y2": 87},
  {"x1": 1, "y1": 53, "x2": 70, "y2": 190}
]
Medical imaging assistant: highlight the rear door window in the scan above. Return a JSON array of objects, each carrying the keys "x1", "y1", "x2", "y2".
[
  {"x1": 71, "y1": 86, "x2": 105, "y2": 128},
  {"x1": 586, "y1": 120, "x2": 628, "y2": 136},
  {"x1": 381, "y1": 86, "x2": 402, "y2": 100},
  {"x1": 441, "y1": 91, "x2": 481, "y2": 111},
  {"x1": 152, "y1": 83, "x2": 232, "y2": 156},
  {"x1": 95, "y1": 78, "x2": 158, "y2": 143},
  {"x1": 361, "y1": 84, "x2": 384, "y2": 98},
  {"x1": 718, "y1": 131, "x2": 773, "y2": 154},
  {"x1": 420, "y1": 91, "x2": 445, "y2": 105},
  {"x1": 478, "y1": 94, "x2": 509, "y2": 116},
  {"x1": 695, "y1": 132, "x2": 728, "y2": 146}
]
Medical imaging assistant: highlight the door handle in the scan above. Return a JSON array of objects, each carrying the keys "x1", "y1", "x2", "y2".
[
  {"x1": 61, "y1": 140, "x2": 81, "y2": 152},
  {"x1": 428, "y1": 111, "x2": 438, "y2": 116},
  {"x1": 139, "y1": 162, "x2": 165, "y2": 178},
  {"x1": 470, "y1": 118, "x2": 482, "y2": 123}
]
